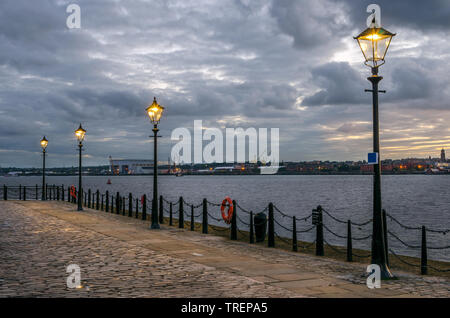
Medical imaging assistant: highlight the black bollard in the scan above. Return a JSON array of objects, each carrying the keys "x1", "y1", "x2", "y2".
[
  {"x1": 142, "y1": 195, "x2": 147, "y2": 220},
  {"x1": 23, "y1": 186, "x2": 26, "y2": 201},
  {"x1": 249, "y1": 211, "x2": 254, "y2": 244},
  {"x1": 105, "y1": 191, "x2": 109, "y2": 212},
  {"x1": 159, "y1": 195, "x2": 164, "y2": 224},
  {"x1": 190, "y1": 205, "x2": 195, "y2": 231},
  {"x1": 116, "y1": 192, "x2": 120, "y2": 214},
  {"x1": 292, "y1": 216, "x2": 298, "y2": 252},
  {"x1": 231, "y1": 200, "x2": 237, "y2": 240},
  {"x1": 382, "y1": 209, "x2": 389, "y2": 266},
  {"x1": 347, "y1": 220, "x2": 353, "y2": 262},
  {"x1": 315, "y1": 205, "x2": 324, "y2": 256},
  {"x1": 202, "y1": 199, "x2": 208, "y2": 234},
  {"x1": 179, "y1": 197, "x2": 184, "y2": 228},
  {"x1": 128, "y1": 193, "x2": 132, "y2": 217},
  {"x1": 101, "y1": 194, "x2": 104, "y2": 211},
  {"x1": 3, "y1": 185, "x2": 6, "y2": 200},
  {"x1": 57, "y1": 186, "x2": 60, "y2": 201},
  {"x1": 169, "y1": 202, "x2": 173, "y2": 226},
  {"x1": 268, "y1": 203, "x2": 275, "y2": 247},
  {"x1": 421, "y1": 226, "x2": 427, "y2": 275},
  {"x1": 36, "y1": 184, "x2": 38, "y2": 200},
  {"x1": 96, "y1": 190, "x2": 100, "y2": 210},
  {"x1": 88, "y1": 189, "x2": 91, "y2": 208},
  {"x1": 19, "y1": 185, "x2": 22, "y2": 200},
  {"x1": 136, "y1": 198, "x2": 139, "y2": 219}
]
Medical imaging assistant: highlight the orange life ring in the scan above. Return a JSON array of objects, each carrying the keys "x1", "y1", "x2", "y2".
[
  {"x1": 221, "y1": 196, "x2": 234, "y2": 224},
  {"x1": 70, "y1": 185, "x2": 77, "y2": 199}
]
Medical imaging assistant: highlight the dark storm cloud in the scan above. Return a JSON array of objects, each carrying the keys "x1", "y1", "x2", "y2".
[
  {"x1": 301, "y1": 62, "x2": 366, "y2": 106},
  {"x1": 0, "y1": 0, "x2": 449, "y2": 167},
  {"x1": 338, "y1": 0, "x2": 450, "y2": 31}
]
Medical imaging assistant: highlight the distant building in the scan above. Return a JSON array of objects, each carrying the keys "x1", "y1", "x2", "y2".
[
  {"x1": 441, "y1": 148, "x2": 446, "y2": 162},
  {"x1": 109, "y1": 158, "x2": 154, "y2": 175}
]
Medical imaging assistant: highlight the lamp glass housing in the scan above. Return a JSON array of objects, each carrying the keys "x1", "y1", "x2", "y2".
[
  {"x1": 40, "y1": 136, "x2": 48, "y2": 150},
  {"x1": 355, "y1": 27, "x2": 395, "y2": 68},
  {"x1": 146, "y1": 97, "x2": 164, "y2": 124},
  {"x1": 75, "y1": 124, "x2": 86, "y2": 142}
]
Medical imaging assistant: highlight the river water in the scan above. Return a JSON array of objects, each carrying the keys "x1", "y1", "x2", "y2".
[{"x1": 1, "y1": 175, "x2": 449, "y2": 262}]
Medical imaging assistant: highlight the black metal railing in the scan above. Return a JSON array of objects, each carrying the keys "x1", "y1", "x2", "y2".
[{"x1": 2, "y1": 183, "x2": 449, "y2": 275}]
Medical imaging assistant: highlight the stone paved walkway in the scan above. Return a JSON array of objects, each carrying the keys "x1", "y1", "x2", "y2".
[{"x1": 0, "y1": 201, "x2": 448, "y2": 298}]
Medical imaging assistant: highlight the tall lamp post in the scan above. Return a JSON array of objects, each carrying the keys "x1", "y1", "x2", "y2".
[
  {"x1": 355, "y1": 19, "x2": 395, "y2": 279},
  {"x1": 40, "y1": 136, "x2": 48, "y2": 201},
  {"x1": 146, "y1": 97, "x2": 164, "y2": 229},
  {"x1": 75, "y1": 124, "x2": 86, "y2": 211}
]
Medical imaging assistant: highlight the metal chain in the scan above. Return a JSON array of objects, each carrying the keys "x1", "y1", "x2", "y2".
[
  {"x1": 323, "y1": 239, "x2": 346, "y2": 254},
  {"x1": 236, "y1": 203, "x2": 252, "y2": 215},
  {"x1": 388, "y1": 249, "x2": 419, "y2": 267},
  {"x1": 323, "y1": 224, "x2": 347, "y2": 239},
  {"x1": 387, "y1": 231, "x2": 421, "y2": 249}
]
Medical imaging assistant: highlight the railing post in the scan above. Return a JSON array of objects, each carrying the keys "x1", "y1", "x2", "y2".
[
  {"x1": 179, "y1": 197, "x2": 184, "y2": 228},
  {"x1": 142, "y1": 195, "x2": 147, "y2": 220},
  {"x1": 19, "y1": 185, "x2": 22, "y2": 200},
  {"x1": 57, "y1": 186, "x2": 60, "y2": 201},
  {"x1": 347, "y1": 220, "x2": 353, "y2": 262},
  {"x1": 421, "y1": 226, "x2": 427, "y2": 275},
  {"x1": 231, "y1": 200, "x2": 237, "y2": 240},
  {"x1": 3, "y1": 185, "x2": 6, "y2": 200},
  {"x1": 190, "y1": 205, "x2": 195, "y2": 231},
  {"x1": 87, "y1": 189, "x2": 91, "y2": 208},
  {"x1": 315, "y1": 205, "x2": 324, "y2": 256},
  {"x1": 116, "y1": 192, "x2": 120, "y2": 214},
  {"x1": 101, "y1": 194, "x2": 104, "y2": 211},
  {"x1": 249, "y1": 211, "x2": 254, "y2": 244},
  {"x1": 202, "y1": 199, "x2": 208, "y2": 234},
  {"x1": 128, "y1": 193, "x2": 132, "y2": 217},
  {"x1": 169, "y1": 202, "x2": 173, "y2": 226},
  {"x1": 268, "y1": 203, "x2": 275, "y2": 247},
  {"x1": 46, "y1": 184, "x2": 48, "y2": 200},
  {"x1": 136, "y1": 198, "x2": 139, "y2": 219},
  {"x1": 382, "y1": 209, "x2": 389, "y2": 266},
  {"x1": 36, "y1": 185, "x2": 38, "y2": 200},
  {"x1": 96, "y1": 190, "x2": 100, "y2": 210},
  {"x1": 292, "y1": 216, "x2": 298, "y2": 252},
  {"x1": 23, "y1": 186, "x2": 26, "y2": 201},
  {"x1": 61, "y1": 185, "x2": 65, "y2": 202},
  {"x1": 157, "y1": 195, "x2": 163, "y2": 224},
  {"x1": 105, "y1": 191, "x2": 109, "y2": 212}
]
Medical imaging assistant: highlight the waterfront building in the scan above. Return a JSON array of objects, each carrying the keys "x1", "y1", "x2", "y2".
[
  {"x1": 441, "y1": 148, "x2": 446, "y2": 162},
  {"x1": 109, "y1": 158, "x2": 154, "y2": 175}
]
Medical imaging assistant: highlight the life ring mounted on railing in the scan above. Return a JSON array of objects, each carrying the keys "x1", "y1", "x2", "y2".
[
  {"x1": 221, "y1": 196, "x2": 234, "y2": 224},
  {"x1": 70, "y1": 185, "x2": 77, "y2": 199}
]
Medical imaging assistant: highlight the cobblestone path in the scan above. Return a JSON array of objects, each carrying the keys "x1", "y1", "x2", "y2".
[{"x1": 0, "y1": 201, "x2": 448, "y2": 298}]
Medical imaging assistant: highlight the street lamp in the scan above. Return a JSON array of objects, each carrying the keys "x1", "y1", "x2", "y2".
[
  {"x1": 355, "y1": 19, "x2": 395, "y2": 279},
  {"x1": 146, "y1": 97, "x2": 164, "y2": 229},
  {"x1": 40, "y1": 136, "x2": 48, "y2": 201},
  {"x1": 75, "y1": 124, "x2": 86, "y2": 211}
]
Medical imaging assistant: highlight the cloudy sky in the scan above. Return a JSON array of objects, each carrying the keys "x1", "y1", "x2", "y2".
[{"x1": 0, "y1": 0, "x2": 449, "y2": 167}]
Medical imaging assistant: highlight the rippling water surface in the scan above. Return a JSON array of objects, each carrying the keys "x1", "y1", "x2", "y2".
[{"x1": 1, "y1": 175, "x2": 449, "y2": 261}]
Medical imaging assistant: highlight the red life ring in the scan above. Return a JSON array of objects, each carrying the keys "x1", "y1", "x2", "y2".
[
  {"x1": 70, "y1": 185, "x2": 77, "y2": 199},
  {"x1": 221, "y1": 196, "x2": 234, "y2": 224},
  {"x1": 141, "y1": 195, "x2": 145, "y2": 205}
]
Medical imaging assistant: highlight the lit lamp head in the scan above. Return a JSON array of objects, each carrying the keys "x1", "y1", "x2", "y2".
[
  {"x1": 354, "y1": 20, "x2": 395, "y2": 69},
  {"x1": 146, "y1": 97, "x2": 164, "y2": 125},
  {"x1": 75, "y1": 124, "x2": 86, "y2": 143},
  {"x1": 40, "y1": 136, "x2": 48, "y2": 150}
]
